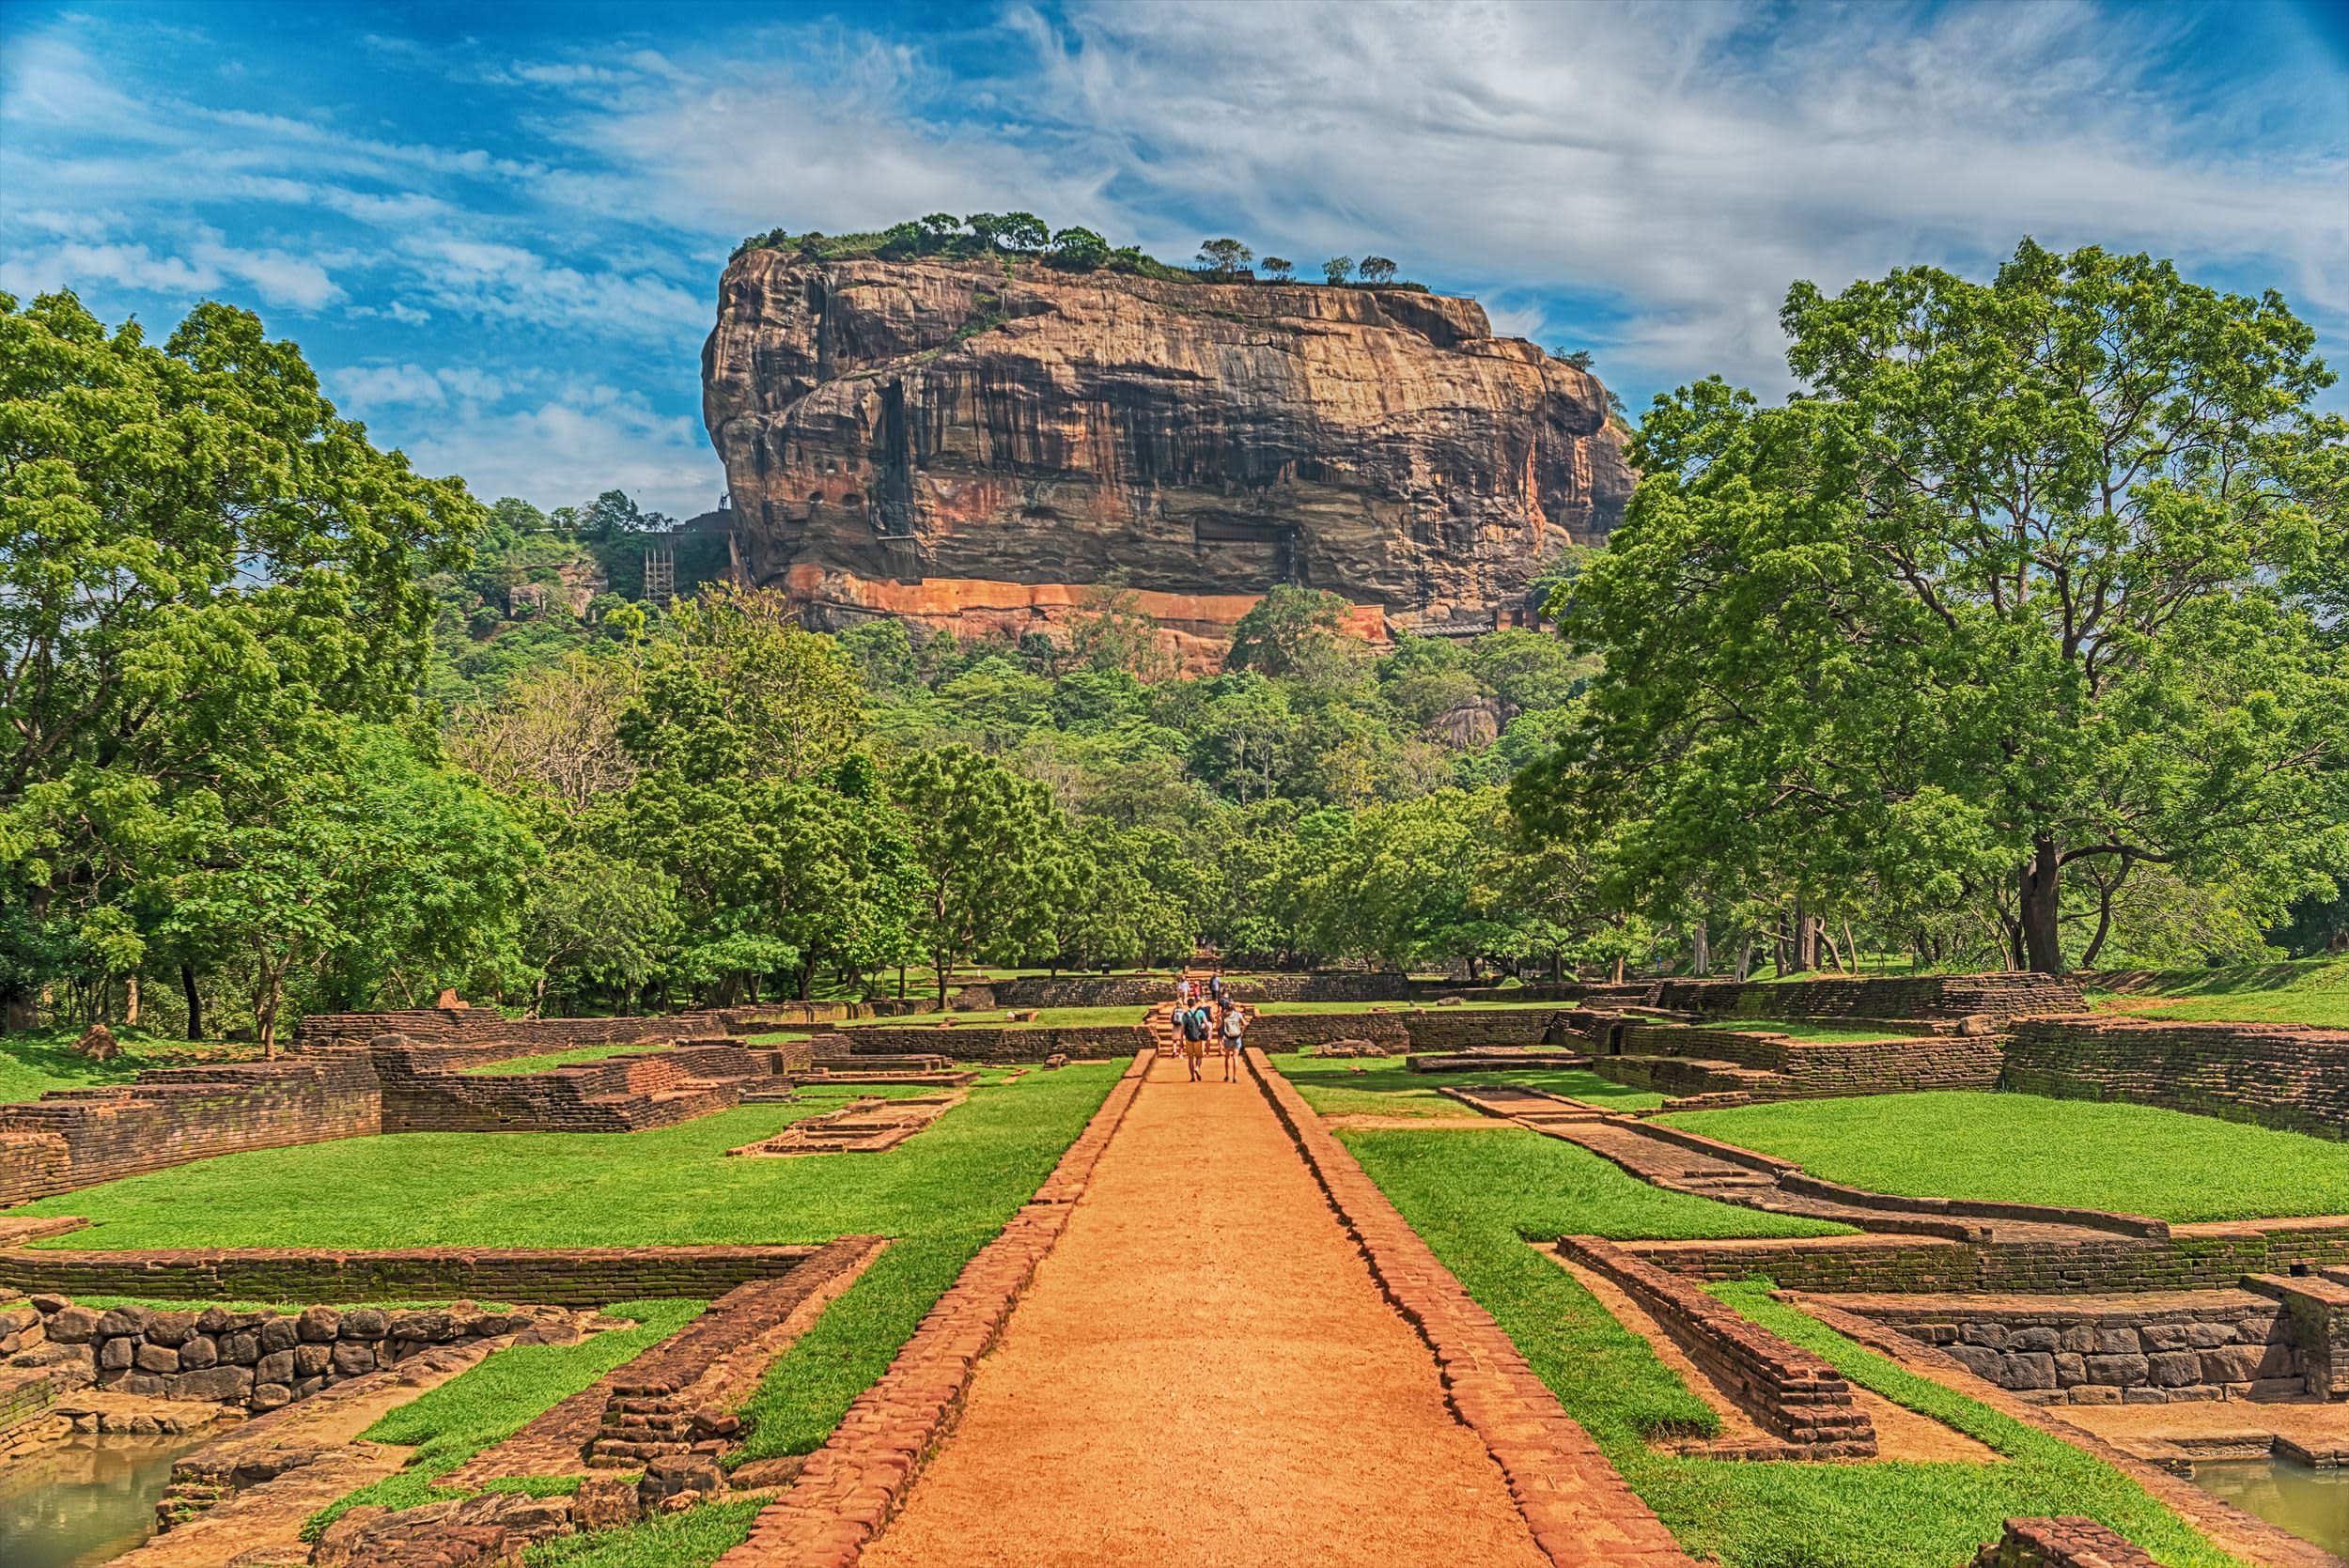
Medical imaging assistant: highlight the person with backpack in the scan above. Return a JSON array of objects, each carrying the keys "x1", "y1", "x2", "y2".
[
  {"x1": 1180, "y1": 1001, "x2": 1211, "y2": 1080},
  {"x1": 1219, "y1": 1002, "x2": 1246, "y2": 1080}
]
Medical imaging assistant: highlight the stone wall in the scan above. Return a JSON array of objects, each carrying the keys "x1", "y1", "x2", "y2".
[
  {"x1": 1833, "y1": 1290, "x2": 2302, "y2": 1405},
  {"x1": 2002, "y1": 1017, "x2": 2349, "y2": 1140},
  {"x1": 1243, "y1": 1010, "x2": 1568, "y2": 1053},
  {"x1": 820, "y1": 1024, "x2": 1154, "y2": 1062},
  {"x1": 988, "y1": 973, "x2": 1413, "y2": 1008},
  {"x1": 296, "y1": 1006, "x2": 742, "y2": 1056},
  {"x1": 1556, "y1": 1234, "x2": 1875, "y2": 1456},
  {"x1": 0, "y1": 1049, "x2": 384, "y2": 1205},
  {"x1": 1972, "y1": 1519, "x2": 2161, "y2": 1568},
  {"x1": 381, "y1": 1045, "x2": 786, "y2": 1134},
  {"x1": 1622, "y1": 1220, "x2": 2349, "y2": 1296},
  {"x1": 1568, "y1": 973, "x2": 2082, "y2": 1024},
  {"x1": 0, "y1": 1243, "x2": 832, "y2": 1306},
  {"x1": 25, "y1": 1296, "x2": 554, "y2": 1414},
  {"x1": 1576, "y1": 1016, "x2": 2006, "y2": 1102}
]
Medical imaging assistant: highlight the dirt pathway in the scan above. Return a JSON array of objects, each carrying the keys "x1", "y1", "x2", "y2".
[{"x1": 862, "y1": 1054, "x2": 1550, "y2": 1568}]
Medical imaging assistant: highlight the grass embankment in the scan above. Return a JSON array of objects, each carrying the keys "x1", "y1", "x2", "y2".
[
  {"x1": 1249, "y1": 999, "x2": 1565, "y2": 1016},
  {"x1": 1271, "y1": 1050, "x2": 1664, "y2": 1118},
  {"x1": 1660, "y1": 1091, "x2": 2349, "y2": 1223},
  {"x1": 462, "y1": 1041, "x2": 681, "y2": 1076},
  {"x1": 526, "y1": 1498, "x2": 766, "y2": 1566},
  {"x1": 2090, "y1": 956, "x2": 2349, "y2": 1029},
  {"x1": 1341, "y1": 1124, "x2": 2241, "y2": 1568},
  {"x1": 310, "y1": 1298, "x2": 706, "y2": 1531},
  {"x1": 25, "y1": 1063, "x2": 1123, "y2": 1463},
  {"x1": 0, "y1": 1027, "x2": 259, "y2": 1105}
]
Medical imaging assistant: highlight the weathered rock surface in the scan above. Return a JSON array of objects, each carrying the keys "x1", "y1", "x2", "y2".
[{"x1": 702, "y1": 254, "x2": 1636, "y2": 660}]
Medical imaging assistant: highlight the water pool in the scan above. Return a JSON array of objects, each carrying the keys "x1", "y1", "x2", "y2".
[
  {"x1": 0, "y1": 1434, "x2": 212, "y2": 1568},
  {"x1": 2193, "y1": 1455, "x2": 2349, "y2": 1558}
]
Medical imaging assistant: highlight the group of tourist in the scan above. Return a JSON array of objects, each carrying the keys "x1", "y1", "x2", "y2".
[{"x1": 1171, "y1": 973, "x2": 1248, "y2": 1082}]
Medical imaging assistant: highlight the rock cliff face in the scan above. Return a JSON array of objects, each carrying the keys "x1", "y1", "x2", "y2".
[{"x1": 701, "y1": 252, "x2": 1635, "y2": 660}]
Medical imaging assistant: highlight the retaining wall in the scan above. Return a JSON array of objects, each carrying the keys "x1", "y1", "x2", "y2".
[
  {"x1": 1623, "y1": 1219, "x2": 2349, "y2": 1296},
  {"x1": 0, "y1": 1243, "x2": 831, "y2": 1305},
  {"x1": 297, "y1": 1007, "x2": 743, "y2": 1053},
  {"x1": 25, "y1": 1296, "x2": 555, "y2": 1414},
  {"x1": 1570, "y1": 973, "x2": 2082, "y2": 1024},
  {"x1": 1577, "y1": 1016, "x2": 2006, "y2": 1101},
  {"x1": 988, "y1": 973, "x2": 1416, "y2": 1007},
  {"x1": 1556, "y1": 1235, "x2": 1875, "y2": 1455},
  {"x1": 381, "y1": 1045, "x2": 785, "y2": 1134},
  {"x1": 819, "y1": 1024, "x2": 1154, "y2": 1062},
  {"x1": 1828, "y1": 1290, "x2": 2302, "y2": 1405},
  {"x1": 1972, "y1": 1519, "x2": 2161, "y2": 1568},
  {"x1": 2002, "y1": 1017, "x2": 2349, "y2": 1140},
  {"x1": 0, "y1": 1050, "x2": 384, "y2": 1205},
  {"x1": 1243, "y1": 1010, "x2": 1568, "y2": 1053}
]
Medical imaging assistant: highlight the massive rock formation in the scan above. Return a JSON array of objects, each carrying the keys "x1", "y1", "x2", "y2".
[{"x1": 701, "y1": 251, "x2": 1635, "y2": 661}]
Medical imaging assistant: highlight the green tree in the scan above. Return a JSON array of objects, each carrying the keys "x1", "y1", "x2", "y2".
[
  {"x1": 1358, "y1": 256, "x2": 1397, "y2": 285},
  {"x1": 1049, "y1": 228, "x2": 1111, "y2": 271},
  {"x1": 1196, "y1": 238, "x2": 1253, "y2": 280},
  {"x1": 891, "y1": 745, "x2": 1066, "y2": 1005},
  {"x1": 1321, "y1": 256, "x2": 1355, "y2": 286},
  {"x1": 1535, "y1": 240, "x2": 2349, "y2": 973},
  {"x1": 998, "y1": 212, "x2": 1050, "y2": 254},
  {"x1": 965, "y1": 212, "x2": 1006, "y2": 251},
  {"x1": 521, "y1": 843, "x2": 679, "y2": 1016},
  {"x1": 1224, "y1": 585, "x2": 1354, "y2": 677},
  {"x1": 1261, "y1": 257, "x2": 1294, "y2": 281}
]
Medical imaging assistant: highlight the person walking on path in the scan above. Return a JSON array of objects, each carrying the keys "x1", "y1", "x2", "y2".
[
  {"x1": 1180, "y1": 1001, "x2": 1210, "y2": 1081},
  {"x1": 1219, "y1": 1002, "x2": 1246, "y2": 1081}
]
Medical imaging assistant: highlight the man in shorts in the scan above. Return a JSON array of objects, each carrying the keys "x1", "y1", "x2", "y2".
[
  {"x1": 1219, "y1": 1002, "x2": 1246, "y2": 1080},
  {"x1": 1180, "y1": 1001, "x2": 1210, "y2": 1080}
]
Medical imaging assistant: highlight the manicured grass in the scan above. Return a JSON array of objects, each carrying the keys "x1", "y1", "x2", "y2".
[
  {"x1": 1697, "y1": 1019, "x2": 1912, "y2": 1043},
  {"x1": 309, "y1": 1298, "x2": 707, "y2": 1532},
  {"x1": 1343, "y1": 1126, "x2": 2242, "y2": 1568},
  {"x1": 2091, "y1": 957, "x2": 2349, "y2": 1029},
  {"x1": 0, "y1": 1028, "x2": 260, "y2": 1106},
  {"x1": 1273, "y1": 1051, "x2": 1665, "y2": 1118},
  {"x1": 463, "y1": 1041, "x2": 680, "y2": 1076},
  {"x1": 527, "y1": 1498, "x2": 765, "y2": 1566},
  {"x1": 26, "y1": 1061, "x2": 1120, "y2": 1249},
  {"x1": 1660, "y1": 1091, "x2": 2349, "y2": 1223}
]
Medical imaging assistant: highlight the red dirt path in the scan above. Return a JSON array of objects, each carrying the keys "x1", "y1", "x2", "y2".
[{"x1": 861, "y1": 1053, "x2": 1552, "y2": 1568}]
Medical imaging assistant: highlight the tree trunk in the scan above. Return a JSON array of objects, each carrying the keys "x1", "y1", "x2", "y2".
[
  {"x1": 1690, "y1": 921, "x2": 1710, "y2": 977},
  {"x1": 897, "y1": 963, "x2": 907, "y2": 1001},
  {"x1": 123, "y1": 973, "x2": 140, "y2": 1027},
  {"x1": 935, "y1": 949, "x2": 950, "y2": 1010},
  {"x1": 2019, "y1": 835, "x2": 2064, "y2": 974},
  {"x1": 181, "y1": 964, "x2": 203, "y2": 1040},
  {"x1": 1610, "y1": 955, "x2": 1625, "y2": 985},
  {"x1": 1791, "y1": 904, "x2": 1819, "y2": 972},
  {"x1": 1735, "y1": 939, "x2": 1753, "y2": 982}
]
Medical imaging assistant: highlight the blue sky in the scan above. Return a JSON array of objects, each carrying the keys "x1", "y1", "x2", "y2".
[{"x1": 5, "y1": 0, "x2": 2344, "y2": 520}]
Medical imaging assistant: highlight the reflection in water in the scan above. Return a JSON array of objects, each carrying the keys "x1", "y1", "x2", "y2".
[
  {"x1": 2194, "y1": 1456, "x2": 2349, "y2": 1557},
  {"x1": 0, "y1": 1436, "x2": 211, "y2": 1568}
]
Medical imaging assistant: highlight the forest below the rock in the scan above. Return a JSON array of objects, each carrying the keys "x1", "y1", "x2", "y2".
[{"x1": 5, "y1": 237, "x2": 2346, "y2": 1042}]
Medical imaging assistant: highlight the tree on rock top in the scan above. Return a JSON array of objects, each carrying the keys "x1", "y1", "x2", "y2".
[
  {"x1": 1517, "y1": 238, "x2": 2349, "y2": 975},
  {"x1": 1196, "y1": 238, "x2": 1253, "y2": 280}
]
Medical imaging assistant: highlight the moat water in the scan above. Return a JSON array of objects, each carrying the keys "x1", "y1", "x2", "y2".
[
  {"x1": 0, "y1": 1435, "x2": 211, "y2": 1568},
  {"x1": 2194, "y1": 1455, "x2": 2349, "y2": 1557}
]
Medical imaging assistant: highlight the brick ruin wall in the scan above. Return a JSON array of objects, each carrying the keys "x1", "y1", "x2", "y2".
[
  {"x1": 821, "y1": 1023, "x2": 1155, "y2": 1062},
  {"x1": 0, "y1": 1243, "x2": 827, "y2": 1306},
  {"x1": 1834, "y1": 1291, "x2": 2305, "y2": 1405},
  {"x1": 1556, "y1": 1235, "x2": 1875, "y2": 1455},
  {"x1": 2001, "y1": 1017, "x2": 2349, "y2": 1141},
  {"x1": 987, "y1": 973, "x2": 1412, "y2": 1008},
  {"x1": 380, "y1": 1044, "x2": 804, "y2": 1134},
  {"x1": 1241, "y1": 1010, "x2": 1567, "y2": 1053},
  {"x1": 1623, "y1": 1219, "x2": 2349, "y2": 1296},
  {"x1": 1571, "y1": 972, "x2": 2084, "y2": 1024},
  {"x1": 0, "y1": 1049, "x2": 384, "y2": 1206},
  {"x1": 1972, "y1": 1519, "x2": 2162, "y2": 1568},
  {"x1": 1582, "y1": 1022, "x2": 2007, "y2": 1101}
]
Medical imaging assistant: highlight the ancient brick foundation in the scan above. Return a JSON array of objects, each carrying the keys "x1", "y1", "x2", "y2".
[
  {"x1": 381, "y1": 1044, "x2": 796, "y2": 1134},
  {"x1": 2001, "y1": 1017, "x2": 2349, "y2": 1140},
  {"x1": 987, "y1": 973, "x2": 1414, "y2": 1008},
  {"x1": 1826, "y1": 1291, "x2": 2303, "y2": 1405},
  {"x1": 0, "y1": 1049, "x2": 384, "y2": 1205},
  {"x1": 816, "y1": 1023, "x2": 1154, "y2": 1063},
  {"x1": 1579, "y1": 1017, "x2": 2007, "y2": 1103},
  {"x1": 1971, "y1": 1517, "x2": 2161, "y2": 1568},
  {"x1": 296, "y1": 1006, "x2": 746, "y2": 1053},
  {"x1": 1620, "y1": 1219, "x2": 2349, "y2": 1296},
  {"x1": 1242, "y1": 1010, "x2": 1569, "y2": 1053},
  {"x1": 1555, "y1": 1235, "x2": 1875, "y2": 1456},
  {"x1": 0, "y1": 1244, "x2": 829, "y2": 1306}
]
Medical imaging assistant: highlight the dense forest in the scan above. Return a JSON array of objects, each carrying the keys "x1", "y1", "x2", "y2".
[{"x1": 5, "y1": 237, "x2": 2345, "y2": 1043}]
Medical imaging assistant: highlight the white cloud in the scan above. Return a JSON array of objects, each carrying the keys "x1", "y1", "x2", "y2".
[
  {"x1": 398, "y1": 389, "x2": 723, "y2": 518},
  {"x1": 397, "y1": 236, "x2": 706, "y2": 336}
]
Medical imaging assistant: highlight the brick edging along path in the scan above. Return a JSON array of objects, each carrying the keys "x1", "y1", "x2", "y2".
[
  {"x1": 1244, "y1": 1047, "x2": 1693, "y2": 1568},
  {"x1": 714, "y1": 1048, "x2": 1154, "y2": 1568}
]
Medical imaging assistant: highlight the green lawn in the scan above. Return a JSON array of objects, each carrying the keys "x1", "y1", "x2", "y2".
[
  {"x1": 1273, "y1": 1051, "x2": 1664, "y2": 1119},
  {"x1": 24, "y1": 1063, "x2": 1122, "y2": 1464},
  {"x1": 1343, "y1": 1125, "x2": 2241, "y2": 1568},
  {"x1": 309, "y1": 1298, "x2": 707, "y2": 1531},
  {"x1": 2090, "y1": 956, "x2": 2349, "y2": 1029},
  {"x1": 1250, "y1": 999, "x2": 1564, "y2": 1016},
  {"x1": 463, "y1": 1041, "x2": 681, "y2": 1076},
  {"x1": 1696, "y1": 1019, "x2": 1913, "y2": 1043},
  {"x1": 1661, "y1": 1091, "x2": 2349, "y2": 1222},
  {"x1": 527, "y1": 1498, "x2": 765, "y2": 1566},
  {"x1": 0, "y1": 1028, "x2": 261, "y2": 1106}
]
